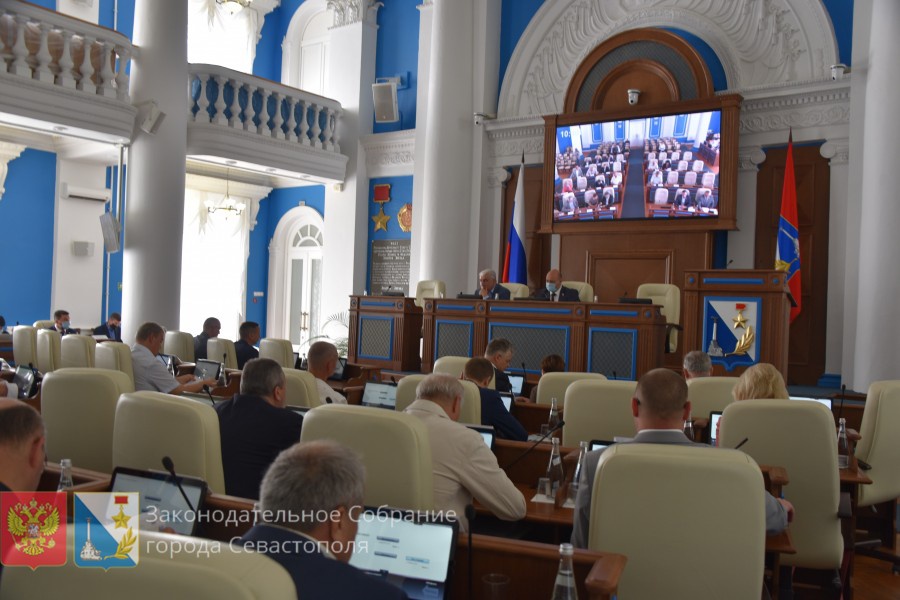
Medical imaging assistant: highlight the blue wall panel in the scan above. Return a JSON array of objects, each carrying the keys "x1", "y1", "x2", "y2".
[
  {"x1": 373, "y1": 0, "x2": 419, "y2": 133},
  {"x1": 366, "y1": 176, "x2": 412, "y2": 292}
]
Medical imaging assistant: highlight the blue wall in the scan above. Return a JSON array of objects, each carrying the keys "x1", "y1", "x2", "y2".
[
  {"x1": 499, "y1": 0, "x2": 545, "y2": 89},
  {"x1": 823, "y1": 0, "x2": 853, "y2": 66},
  {"x1": 245, "y1": 185, "x2": 326, "y2": 336},
  {"x1": 365, "y1": 176, "x2": 413, "y2": 291},
  {"x1": 373, "y1": 0, "x2": 419, "y2": 133},
  {"x1": 98, "y1": 0, "x2": 134, "y2": 38},
  {"x1": 0, "y1": 150, "x2": 57, "y2": 327},
  {"x1": 253, "y1": 0, "x2": 305, "y2": 81}
]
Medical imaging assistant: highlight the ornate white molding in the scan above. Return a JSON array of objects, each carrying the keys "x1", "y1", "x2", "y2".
[
  {"x1": 740, "y1": 84, "x2": 850, "y2": 134},
  {"x1": 487, "y1": 167, "x2": 512, "y2": 189},
  {"x1": 327, "y1": 0, "x2": 382, "y2": 28},
  {"x1": 0, "y1": 141, "x2": 25, "y2": 201},
  {"x1": 360, "y1": 129, "x2": 416, "y2": 177},
  {"x1": 484, "y1": 115, "x2": 545, "y2": 166},
  {"x1": 820, "y1": 138, "x2": 850, "y2": 166},
  {"x1": 738, "y1": 146, "x2": 767, "y2": 171}
]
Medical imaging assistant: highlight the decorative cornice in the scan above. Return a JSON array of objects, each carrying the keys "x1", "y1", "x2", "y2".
[
  {"x1": 0, "y1": 141, "x2": 25, "y2": 201},
  {"x1": 739, "y1": 86, "x2": 850, "y2": 134},
  {"x1": 327, "y1": 0, "x2": 382, "y2": 28},
  {"x1": 820, "y1": 138, "x2": 850, "y2": 166},
  {"x1": 360, "y1": 129, "x2": 416, "y2": 177},
  {"x1": 485, "y1": 115, "x2": 545, "y2": 165}
]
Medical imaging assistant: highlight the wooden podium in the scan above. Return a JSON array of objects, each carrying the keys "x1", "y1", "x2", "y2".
[
  {"x1": 682, "y1": 270, "x2": 792, "y2": 378},
  {"x1": 347, "y1": 295, "x2": 422, "y2": 372}
]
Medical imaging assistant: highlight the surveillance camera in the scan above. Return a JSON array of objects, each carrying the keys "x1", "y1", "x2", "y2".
[
  {"x1": 628, "y1": 96, "x2": 637, "y2": 106},
  {"x1": 474, "y1": 113, "x2": 483, "y2": 126},
  {"x1": 830, "y1": 64, "x2": 847, "y2": 81},
  {"x1": 626, "y1": 89, "x2": 640, "y2": 106}
]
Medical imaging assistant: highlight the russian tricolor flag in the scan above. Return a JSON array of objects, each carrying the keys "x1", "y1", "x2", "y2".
[
  {"x1": 503, "y1": 154, "x2": 527, "y2": 284},
  {"x1": 775, "y1": 131, "x2": 801, "y2": 322}
]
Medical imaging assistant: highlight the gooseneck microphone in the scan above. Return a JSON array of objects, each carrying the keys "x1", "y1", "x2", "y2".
[
  {"x1": 162, "y1": 456, "x2": 197, "y2": 513},
  {"x1": 503, "y1": 420, "x2": 566, "y2": 471},
  {"x1": 520, "y1": 362, "x2": 528, "y2": 394},
  {"x1": 734, "y1": 438, "x2": 749, "y2": 450},
  {"x1": 836, "y1": 384, "x2": 847, "y2": 423},
  {"x1": 204, "y1": 386, "x2": 216, "y2": 407},
  {"x1": 465, "y1": 504, "x2": 476, "y2": 600}
]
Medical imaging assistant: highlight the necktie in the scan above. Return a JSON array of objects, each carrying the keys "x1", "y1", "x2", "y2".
[{"x1": 551, "y1": 292, "x2": 556, "y2": 302}]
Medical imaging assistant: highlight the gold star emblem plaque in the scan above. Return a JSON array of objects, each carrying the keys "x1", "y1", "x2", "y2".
[{"x1": 372, "y1": 206, "x2": 390, "y2": 232}]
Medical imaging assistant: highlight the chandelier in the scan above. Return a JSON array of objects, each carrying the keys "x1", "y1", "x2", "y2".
[
  {"x1": 216, "y1": 0, "x2": 253, "y2": 15},
  {"x1": 205, "y1": 169, "x2": 246, "y2": 217}
]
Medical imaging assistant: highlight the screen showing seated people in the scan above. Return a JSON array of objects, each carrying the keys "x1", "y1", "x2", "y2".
[
  {"x1": 552, "y1": 109, "x2": 722, "y2": 222},
  {"x1": 350, "y1": 509, "x2": 456, "y2": 600},
  {"x1": 110, "y1": 468, "x2": 207, "y2": 536}
]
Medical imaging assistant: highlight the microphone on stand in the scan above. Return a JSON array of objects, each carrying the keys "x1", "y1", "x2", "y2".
[
  {"x1": 503, "y1": 420, "x2": 566, "y2": 471},
  {"x1": 162, "y1": 456, "x2": 197, "y2": 513},
  {"x1": 203, "y1": 386, "x2": 216, "y2": 407},
  {"x1": 836, "y1": 384, "x2": 847, "y2": 423}
]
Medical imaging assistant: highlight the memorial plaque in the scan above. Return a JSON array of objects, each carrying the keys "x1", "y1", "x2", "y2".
[{"x1": 370, "y1": 239, "x2": 410, "y2": 294}]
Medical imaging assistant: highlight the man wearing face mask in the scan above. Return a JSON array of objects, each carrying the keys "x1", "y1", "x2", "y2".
[
  {"x1": 532, "y1": 269, "x2": 580, "y2": 302},
  {"x1": 47, "y1": 309, "x2": 78, "y2": 336}
]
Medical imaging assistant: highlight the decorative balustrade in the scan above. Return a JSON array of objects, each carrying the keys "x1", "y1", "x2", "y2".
[
  {"x1": 0, "y1": 0, "x2": 133, "y2": 101},
  {"x1": 189, "y1": 64, "x2": 343, "y2": 154}
]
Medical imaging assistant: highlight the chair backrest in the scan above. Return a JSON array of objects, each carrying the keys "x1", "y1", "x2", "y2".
[
  {"x1": 12, "y1": 325, "x2": 37, "y2": 367},
  {"x1": 433, "y1": 355, "x2": 470, "y2": 379},
  {"x1": 701, "y1": 172, "x2": 716, "y2": 187},
  {"x1": 415, "y1": 279, "x2": 446, "y2": 307},
  {"x1": 588, "y1": 444, "x2": 765, "y2": 599},
  {"x1": 41, "y1": 368, "x2": 134, "y2": 473},
  {"x1": 32, "y1": 319, "x2": 55, "y2": 329},
  {"x1": 0, "y1": 529, "x2": 295, "y2": 600},
  {"x1": 500, "y1": 282, "x2": 530, "y2": 299},
  {"x1": 683, "y1": 171, "x2": 697, "y2": 186},
  {"x1": 113, "y1": 391, "x2": 226, "y2": 493},
  {"x1": 395, "y1": 374, "x2": 480, "y2": 424},
  {"x1": 36, "y1": 328, "x2": 61, "y2": 373},
  {"x1": 719, "y1": 400, "x2": 842, "y2": 569},
  {"x1": 652, "y1": 187, "x2": 669, "y2": 204},
  {"x1": 164, "y1": 330, "x2": 195, "y2": 363},
  {"x1": 692, "y1": 159, "x2": 704, "y2": 172},
  {"x1": 561, "y1": 281, "x2": 594, "y2": 302},
  {"x1": 855, "y1": 380, "x2": 900, "y2": 507},
  {"x1": 258, "y1": 338, "x2": 294, "y2": 368},
  {"x1": 208, "y1": 338, "x2": 238, "y2": 370},
  {"x1": 458, "y1": 380, "x2": 482, "y2": 425},
  {"x1": 636, "y1": 283, "x2": 681, "y2": 352},
  {"x1": 535, "y1": 372, "x2": 607, "y2": 407},
  {"x1": 666, "y1": 170, "x2": 679, "y2": 184},
  {"x1": 670, "y1": 151, "x2": 680, "y2": 160},
  {"x1": 283, "y1": 368, "x2": 321, "y2": 408},
  {"x1": 683, "y1": 151, "x2": 693, "y2": 161},
  {"x1": 60, "y1": 334, "x2": 96, "y2": 368},
  {"x1": 396, "y1": 374, "x2": 426, "y2": 412},
  {"x1": 686, "y1": 376, "x2": 738, "y2": 418},
  {"x1": 677, "y1": 160, "x2": 689, "y2": 171},
  {"x1": 562, "y1": 380, "x2": 637, "y2": 446},
  {"x1": 95, "y1": 342, "x2": 135, "y2": 384},
  {"x1": 300, "y1": 404, "x2": 434, "y2": 510}
]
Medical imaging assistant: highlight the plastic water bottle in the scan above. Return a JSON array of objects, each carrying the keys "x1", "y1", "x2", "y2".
[
  {"x1": 551, "y1": 543, "x2": 579, "y2": 599},
  {"x1": 545, "y1": 438, "x2": 565, "y2": 499},
  {"x1": 548, "y1": 397, "x2": 561, "y2": 431},
  {"x1": 837, "y1": 417, "x2": 850, "y2": 469},
  {"x1": 57, "y1": 458, "x2": 74, "y2": 492},
  {"x1": 683, "y1": 417, "x2": 695, "y2": 442}
]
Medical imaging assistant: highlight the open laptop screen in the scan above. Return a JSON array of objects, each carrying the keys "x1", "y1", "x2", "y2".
[
  {"x1": 362, "y1": 382, "x2": 397, "y2": 410},
  {"x1": 194, "y1": 358, "x2": 222, "y2": 381},
  {"x1": 709, "y1": 411, "x2": 723, "y2": 447},
  {"x1": 110, "y1": 467, "x2": 207, "y2": 536},
  {"x1": 496, "y1": 392, "x2": 514, "y2": 413},
  {"x1": 589, "y1": 439, "x2": 614, "y2": 452},
  {"x1": 789, "y1": 396, "x2": 833, "y2": 410},
  {"x1": 466, "y1": 424, "x2": 495, "y2": 449},
  {"x1": 506, "y1": 373, "x2": 524, "y2": 395},
  {"x1": 328, "y1": 357, "x2": 348, "y2": 381},
  {"x1": 12, "y1": 366, "x2": 35, "y2": 399},
  {"x1": 350, "y1": 507, "x2": 457, "y2": 600}
]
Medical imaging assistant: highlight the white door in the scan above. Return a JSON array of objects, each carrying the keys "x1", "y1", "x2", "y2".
[{"x1": 286, "y1": 223, "x2": 324, "y2": 347}]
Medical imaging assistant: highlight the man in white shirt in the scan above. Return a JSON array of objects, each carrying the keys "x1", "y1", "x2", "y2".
[
  {"x1": 307, "y1": 341, "x2": 347, "y2": 404},
  {"x1": 131, "y1": 321, "x2": 217, "y2": 394},
  {"x1": 405, "y1": 373, "x2": 525, "y2": 532}
]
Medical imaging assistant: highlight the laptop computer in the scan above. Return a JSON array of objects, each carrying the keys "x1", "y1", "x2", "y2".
[
  {"x1": 12, "y1": 365, "x2": 36, "y2": 399},
  {"x1": 109, "y1": 466, "x2": 208, "y2": 536},
  {"x1": 193, "y1": 358, "x2": 222, "y2": 381},
  {"x1": 506, "y1": 373, "x2": 525, "y2": 396},
  {"x1": 709, "y1": 411, "x2": 723, "y2": 447},
  {"x1": 361, "y1": 382, "x2": 398, "y2": 410},
  {"x1": 496, "y1": 391, "x2": 514, "y2": 413},
  {"x1": 466, "y1": 424, "x2": 496, "y2": 449},
  {"x1": 789, "y1": 396, "x2": 833, "y2": 410},
  {"x1": 349, "y1": 506, "x2": 458, "y2": 600},
  {"x1": 288, "y1": 405, "x2": 312, "y2": 417},
  {"x1": 589, "y1": 439, "x2": 615, "y2": 452},
  {"x1": 328, "y1": 357, "x2": 349, "y2": 381}
]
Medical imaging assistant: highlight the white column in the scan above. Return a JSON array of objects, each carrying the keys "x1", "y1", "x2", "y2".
[
  {"x1": 819, "y1": 139, "x2": 849, "y2": 376},
  {"x1": 320, "y1": 2, "x2": 378, "y2": 315},
  {"x1": 408, "y1": 0, "x2": 433, "y2": 293},
  {"x1": 851, "y1": 0, "x2": 900, "y2": 389},
  {"x1": 727, "y1": 147, "x2": 766, "y2": 267},
  {"x1": 122, "y1": 0, "x2": 188, "y2": 340},
  {"x1": 416, "y1": 0, "x2": 475, "y2": 295}
]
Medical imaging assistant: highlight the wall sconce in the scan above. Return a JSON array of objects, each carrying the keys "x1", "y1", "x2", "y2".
[
  {"x1": 830, "y1": 64, "x2": 850, "y2": 81},
  {"x1": 205, "y1": 169, "x2": 246, "y2": 217},
  {"x1": 627, "y1": 89, "x2": 641, "y2": 105}
]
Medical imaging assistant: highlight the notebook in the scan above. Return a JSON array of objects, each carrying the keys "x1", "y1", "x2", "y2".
[
  {"x1": 350, "y1": 506, "x2": 458, "y2": 600},
  {"x1": 12, "y1": 365, "x2": 36, "y2": 399},
  {"x1": 789, "y1": 396, "x2": 833, "y2": 410},
  {"x1": 709, "y1": 411, "x2": 723, "y2": 447},
  {"x1": 361, "y1": 382, "x2": 398, "y2": 410},
  {"x1": 109, "y1": 466, "x2": 208, "y2": 536},
  {"x1": 193, "y1": 358, "x2": 222, "y2": 381},
  {"x1": 466, "y1": 424, "x2": 495, "y2": 449},
  {"x1": 506, "y1": 373, "x2": 525, "y2": 395}
]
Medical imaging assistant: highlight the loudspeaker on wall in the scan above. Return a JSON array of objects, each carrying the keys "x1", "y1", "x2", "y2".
[{"x1": 372, "y1": 81, "x2": 399, "y2": 123}]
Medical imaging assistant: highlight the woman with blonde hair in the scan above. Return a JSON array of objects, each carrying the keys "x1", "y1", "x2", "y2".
[{"x1": 732, "y1": 363, "x2": 789, "y2": 401}]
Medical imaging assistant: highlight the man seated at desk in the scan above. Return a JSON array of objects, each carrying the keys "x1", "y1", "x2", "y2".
[
  {"x1": 682, "y1": 350, "x2": 712, "y2": 380},
  {"x1": 48, "y1": 309, "x2": 77, "y2": 336},
  {"x1": 193, "y1": 317, "x2": 221, "y2": 361},
  {"x1": 463, "y1": 358, "x2": 527, "y2": 441},
  {"x1": 405, "y1": 374, "x2": 525, "y2": 532},
  {"x1": 307, "y1": 341, "x2": 347, "y2": 404},
  {"x1": 475, "y1": 269, "x2": 510, "y2": 300},
  {"x1": 93, "y1": 312, "x2": 122, "y2": 341},
  {"x1": 571, "y1": 368, "x2": 793, "y2": 549},
  {"x1": 234, "y1": 321, "x2": 260, "y2": 369},
  {"x1": 532, "y1": 269, "x2": 580, "y2": 302},
  {"x1": 132, "y1": 321, "x2": 218, "y2": 395},
  {"x1": 484, "y1": 338, "x2": 514, "y2": 394}
]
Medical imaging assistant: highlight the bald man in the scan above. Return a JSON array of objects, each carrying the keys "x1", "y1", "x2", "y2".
[
  {"x1": 532, "y1": 269, "x2": 580, "y2": 302},
  {"x1": 0, "y1": 399, "x2": 45, "y2": 492}
]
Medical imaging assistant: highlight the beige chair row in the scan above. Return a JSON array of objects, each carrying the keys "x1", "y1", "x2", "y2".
[{"x1": 12, "y1": 327, "x2": 96, "y2": 373}]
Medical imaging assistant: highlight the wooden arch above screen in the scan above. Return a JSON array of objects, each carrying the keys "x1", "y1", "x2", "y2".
[{"x1": 564, "y1": 28, "x2": 715, "y2": 113}]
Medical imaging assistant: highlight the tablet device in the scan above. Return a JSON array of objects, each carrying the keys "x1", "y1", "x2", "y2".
[
  {"x1": 496, "y1": 392, "x2": 514, "y2": 413},
  {"x1": 589, "y1": 439, "x2": 615, "y2": 452},
  {"x1": 194, "y1": 358, "x2": 222, "y2": 381},
  {"x1": 328, "y1": 357, "x2": 348, "y2": 381},
  {"x1": 362, "y1": 382, "x2": 398, "y2": 410},
  {"x1": 709, "y1": 411, "x2": 723, "y2": 447},
  {"x1": 466, "y1": 424, "x2": 495, "y2": 449},
  {"x1": 109, "y1": 466, "x2": 207, "y2": 536},
  {"x1": 12, "y1": 366, "x2": 36, "y2": 399},
  {"x1": 789, "y1": 396, "x2": 833, "y2": 410},
  {"x1": 506, "y1": 373, "x2": 525, "y2": 395}
]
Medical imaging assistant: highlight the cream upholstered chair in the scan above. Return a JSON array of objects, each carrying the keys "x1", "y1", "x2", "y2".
[
  {"x1": 562, "y1": 380, "x2": 637, "y2": 446},
  {"x1": 719, "y1": 400, "x2": 843, "y2": 574},
  {"x1": 683, "y1": 171, "x2": 697, "y2": 186},
  {"x1": 32, "y1": 319, "x2": 55, "y2": 330},
  {"x1": 300, "y1": 404, "x2": 434, "y2": 510},
  {"x1": 164, "y1": 330, "x2": 195, "y2": 363},
  {"x1": 686, "y1": 376, "x2": 738, "y2": 419},
  {"x1": 415, "y1": 279, "x2": 446, "y2": 307},
  {"x1": 60, "y1": 334, "x2": 96, "y2": 368},
  {"x1": 258, "y1": 337, "x2": 294, "y2": 368},
  {"x1": 636, "y1": 283, "x2": 681, "y2": 353},
  {"x1": 395, "y1": 373, "x2": 480, "y2": 424},
  {"x1": 36, "y1": 328, "x2": 61, "y2": 373},
  {"x1": 500, "y1": 282, "x2": 530, "y2": 299},
  {"x1": 535, "y1": 372, "x2": 606, "y2": 407},
  {"x1": 283, "y1": 368, "x2": 321, "y2": 408},
  {"x1": 588, "y1": 444, "x2": 765, "y2": 599},
  {"x1": 12, "y1": 325, "x2": 38, "y2": 367},
  {"x1": 561, "y1": 281, "x2": 595, "y2": 302},
  {"x1": 41, "y1": 368, "x2": 134, "y2": 473},
  {"x1": 113, "y1": 391, "x2": 226, "y2": 493},
  {"x1": 395, "y1": 374, "x2": 425, "y2": 412},
  {"x1": 95, "y1": 342, "x2": 135, "y2": 384},
  {"x1": 433, "y1": 355, "x2": 470, "y2": 379},
  {"x1": 208, "y1": 337, "x2": 238, "y2": 370},
  {"x1": 0, "y1": 529, "x2": 294, "y2": 600}
]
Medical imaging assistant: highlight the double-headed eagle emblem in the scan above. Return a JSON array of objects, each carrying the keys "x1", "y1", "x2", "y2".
[{"x1": 7, "y1": 499, "x2": 60, "y2": 556}]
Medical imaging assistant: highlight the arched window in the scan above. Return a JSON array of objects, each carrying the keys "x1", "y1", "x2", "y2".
[{"x1": 281, "y1": 0, "x2": 329, "y2": 92}]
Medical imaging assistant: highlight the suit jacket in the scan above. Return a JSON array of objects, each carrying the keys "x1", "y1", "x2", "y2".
[
  {"x1": 47, "y1": 325, "x2": 77, "y2": 336},
  {"x1": 233, "y1": 340, "x2": 259, "y2": 369},
  {"x1": 215, "y1": 394, "x2": 302, "y2": 499},
  {"x1": 93, "y1": 323, "x2": 121, "y2": 341},
  {"x1": 570, "y1": 430, "x2": 789, "y2": 548},
  {"x1": 473, "y1": 284, "x2": 510, "y2": 300},
  {"x1": 492, "y1": 367, "x2": 513, "y2": 394},
  {"x1": 478, "y1": 387, "x2": 527, "y2": 441},
  {"x1": 533, "y1": 286, "x2": 581, "y2": 302},
  {"x1": 240, "y1": 525, "x2": 408, "y2": 600},
  {"x1": 193, "y1": 332, "x2": 211, "y2": 360}
]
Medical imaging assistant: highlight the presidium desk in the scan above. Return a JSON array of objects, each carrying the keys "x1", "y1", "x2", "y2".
[{"x1": 348, "y1": 295, "x2": 667, "y2": 381}]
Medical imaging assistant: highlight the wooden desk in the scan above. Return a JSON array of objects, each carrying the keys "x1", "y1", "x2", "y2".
[
  {"x1": 492, "y1": 438, "x2": 577, "y2": 488},
  {"x1": 513, "y1": 401, "x2": 559, "y2": 435},
  {"x1": 348, "y1": 295, "x2": 423, "y2": 372}
]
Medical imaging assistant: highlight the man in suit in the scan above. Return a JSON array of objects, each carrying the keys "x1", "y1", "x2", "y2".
[
  {"x1": 484, "y1": 337, "x2": 514, "y2": 393},
  {"x1": 241, "y1": 441, "x2": 408, "y2": 600},
  {"x1": 93, "y1": 312, "x2": 121, "y2": 341},
  {"x1": 48, "y1": 309, "x2": 77, "y2": 336},
  {"x1": 697, "y1": 188, "x2": 716, "y2": 209},
  {"x1": 132, "y1": 321, "x2": 218, "y2": 395},
  {"x1": 533, "y1": 269, "x2": 580, "y2": 302},
  {"x1": 571, "y1": 369, "x2": 794, "y2": 548},
  {"x1": 474, "y1": 269, "x2": 510, "y2": 300},
  {"x1": 215, "y1": 358, "x2": 301, "y2": 499},
  {"x1": 233, "y1": 321, "x2": 260, "y2": 369},
  {"x1": 193, "y1": 317, "x2": 221, "y2": 361},
  {"x1": 463, "y1": 358, "x2": 527, "y2": 441},
  {"x1": 683, "y1": 350, "x2": 712, "y2": 379},
  {"x1": 674, "y1": 188, "x2": 693, "y2": 208},
  {"x1": 405, "y1": 374, "x2": 525, "y2": 532}
]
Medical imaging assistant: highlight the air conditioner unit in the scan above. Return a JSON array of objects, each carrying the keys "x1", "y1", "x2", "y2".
[{"x1": 61, "y1": 183, "x2": 112, "y2": 203}]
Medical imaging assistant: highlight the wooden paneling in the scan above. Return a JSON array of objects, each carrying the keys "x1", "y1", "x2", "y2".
[
  {"x1": 591, "y1": 59, "x2": 679, "y2": 111},
  {"x1": 586, "y1": 250, "x2": 673, "y2": 304}
]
